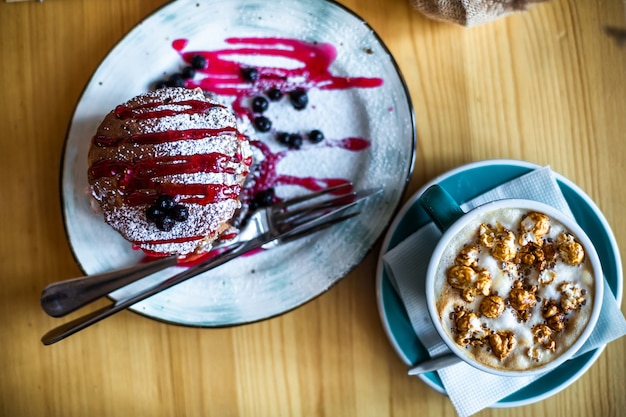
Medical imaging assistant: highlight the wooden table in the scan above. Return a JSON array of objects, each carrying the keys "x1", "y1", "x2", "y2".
[{"x1": 1, "y1": 0, "x2": 625, "y2": 416}]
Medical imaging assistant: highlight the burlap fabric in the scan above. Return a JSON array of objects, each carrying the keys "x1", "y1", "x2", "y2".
[{"x1": 410, "y1": 0, "x2": 547, "y2": 27}]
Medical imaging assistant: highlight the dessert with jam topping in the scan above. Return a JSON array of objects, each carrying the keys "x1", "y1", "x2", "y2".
[{"x1": 87, "y1": 87, "x2": 252, "y2": 257}]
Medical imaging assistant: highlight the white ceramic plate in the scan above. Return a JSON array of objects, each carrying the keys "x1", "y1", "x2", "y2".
[
  {"x1": 376, "y1": 159, "x2": 623, "y2": 407},
  {"x1": 61, "y1": 0, "x2": 415, "y2": 326}
]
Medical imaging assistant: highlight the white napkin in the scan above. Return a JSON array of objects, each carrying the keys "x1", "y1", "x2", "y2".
[{"x1": 383, "y1": 166, "x2": 626, "y2": 417}]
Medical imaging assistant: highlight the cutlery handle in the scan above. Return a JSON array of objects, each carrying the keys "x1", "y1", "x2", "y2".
[
  {"x1": 41, "y1": 239, "x2": 255, "y2": 345},
  {"x1": 40, "y1": 255, "x2": 179, "y2": 317},
  {"x1": 407, "y1": 353, "x2": 460, "y2": 375}
]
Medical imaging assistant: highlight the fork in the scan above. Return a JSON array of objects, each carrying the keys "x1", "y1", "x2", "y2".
[
  {"x1": 41, "y1": 187, "x2": 376, "y2": 345},
  {"x1": 41, "y1": 184, "x2": 380, "y2": 318}
]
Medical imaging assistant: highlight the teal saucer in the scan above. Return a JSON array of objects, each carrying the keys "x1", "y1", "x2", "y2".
[{"x1": 376, "y1": 159, "x2": 623, "y2": 407}]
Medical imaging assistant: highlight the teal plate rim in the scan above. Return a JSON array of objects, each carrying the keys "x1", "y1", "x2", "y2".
[{"x1": 375, "y1": 159, "x2": 623, "y2": 408}]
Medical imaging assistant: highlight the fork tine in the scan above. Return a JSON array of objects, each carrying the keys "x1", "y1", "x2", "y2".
[
  {"x1": 280, "y1": 211, "x2": 360, "y2": 244},
  {"x1": 271, "y1": 182, "x2": 353, "y2": 211},
  {"x1": 274, "y1": 188, "x2": 381, "y2": 226}
]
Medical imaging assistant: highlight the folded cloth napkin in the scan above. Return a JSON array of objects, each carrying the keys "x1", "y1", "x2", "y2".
[
  {"x1": 410, "y1": 0, "x2": 547, "y2": 27},
  {"x1": 383, "y1": 166, "x2": 626, "y2": 417}
]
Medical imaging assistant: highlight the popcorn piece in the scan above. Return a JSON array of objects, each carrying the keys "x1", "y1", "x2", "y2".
[
  {"x1": 488, "y1": 331, "x2": 516, "y2": 360},
  {"x1": 447, "y1": 265, "x2": 476, "y2": 289},
  {"x1": 455, "y1": 244, "x2": 480, "y2": 267},
  {"x1": 559, "y1": 281, "x2": 587, "y2": 311},
  {"x1": 479, "y1": 295, "x2": 505, "y2": 318},
  {"x1": 508, "y1": 280, "x2": 538, "y2": 311},
  {"x1": 453, "y1": 310, "x2": 488, "y2": 346},
  {"x1": 542, "y1": 299, "x2": 560, "y2": 319},
  {"x1": 491, "y1": 230, "x2": 517, "y2": 262},
  {"x1": 516, "y1": 242, "x2": 557, "y2": 272},
  {"x1": 532, "y1": 324, "x2": 556, "y2": 351},
  {"x1": 527, "y1": 346, "x2": 542, "y2": 362},
  {"x1": 538, "y1": 269, "x2": 557, "y2": 285},
  {"x1": 519, "y1": 212, "x2": 550, "y2": 245},
  {"x1": 542, "y1": 301, "x2": 567, "y2": 332},
  {"x1": 478, "y1": 223, "x2": 496, "y2": 248},
  {"x1": 475, "y1": 270, "x2": 492, "y2": 296},
  {"x1": 447, "y1": 266, "x2": 492, "y2": 303},
  {"x1": 557, "y1": 232, "x2": 585, "y2": 266},
  {"x1": 547, "y1": 314, "x2": 566, "y2": 332}
]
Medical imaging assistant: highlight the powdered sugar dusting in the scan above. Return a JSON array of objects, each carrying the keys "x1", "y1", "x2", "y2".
[{"x1": 88, "y1": 87, "x2": 252, "y2": 256}]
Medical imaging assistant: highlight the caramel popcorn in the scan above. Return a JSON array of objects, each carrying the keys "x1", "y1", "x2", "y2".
[
  {"x1": 491, "y1": 230, "x2": 517, "y2": 262},
  {"x1": 508, "y1": 280, "x2": 538, "y2": 311},
  {"x1": 527, "y1": 346, "x2": 543, "y2": 362},
  {"x1": 453, "y1": 309, "x2": 488, "y2": 345},
  {"x1": 542, "y1": 299, "x2": 560, "y2": 319},
  {"x1": 455, "y1": 244, "x2": 480, "y2": 267},
  {"x1": 447, "y1": 266, "x2": 492, "y2": 302},
  {"x1": 478, "y1": 223, "x2": 496, "y2": 247},
  {"x1": 475, "y1": 270, "x2": 492, "y2": 295},
  {"x1": 488, "y1": 331, "x2": 516, "y2": 360},
  {"x1": 480, "y1": 295, "x2": 505, "y2": 318},
  {"x1": 559, "y1": 281, "x2": 586, "y2": 311},
  {"x1": 532, "y1": 324, "x2": 556, "y2": 351},
  {"x1": 557, "y1": 232, "x2": 585, "y2": 266},
  {"x1": 519, "y1": 212, "x2": 550, "y2": 245},
  {"x1": 447, "y1": 265, "x2": 476, "y2": 289}
]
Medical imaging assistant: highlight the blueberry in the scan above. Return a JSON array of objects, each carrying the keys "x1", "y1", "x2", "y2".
[
  {"x1": 276, "y1": 132, "x2": 290, "y2": 145},
  {"x1": 182, "y1": 66, "x2": 196, "y2": 79},
  {"x1": 170, "y1": 204, "x2": 189, "y2": 222},
  {"x1": 308, "y1": 129, "x2": 324, "y2": 143},
  {"x1": 254, "y1": 188, "x2": 275, "y2": 207},
  {"x1": 167, "y1": 73, "x2": 186, "y2": 88},
  {"x1": 241, "y1": 67, "x2": 259, "y2": 82},
  {"x1": 155, "y1": 195, "x2": 176, "y2": 210},
  {"x1": 251, "y1": 96, "x2": 269, "y2": 113},
  {"x1": 287, "y1": 133, "x2": 303, "y2": 149},
  {"x1": 289, "y1": 89, "x2": 308, "y2": 110},
  {"x1": 254, "y1": 116, "x2": 272, "y2": 132},
  {"x1": 266, "y1": 88, "x2": 283, "y2": 101},
  {"x1": 190, "y1": 54, "x2": 207, "y2": 69},
  {"x1": 156, "y1": 216, "x2": 176, "y2": 232},
  {"x1": 146, "y1": 206, "x2": 166, "y2": 222}
]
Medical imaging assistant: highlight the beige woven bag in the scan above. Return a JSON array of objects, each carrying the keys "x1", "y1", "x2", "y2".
[{"x1": 410, "y1": 0, "x2": 547, "y2": 27}]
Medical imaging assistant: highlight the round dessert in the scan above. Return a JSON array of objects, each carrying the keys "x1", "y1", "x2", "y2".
[{"x1": 87, "y1": 87, "x2": 252, "y2": 257}]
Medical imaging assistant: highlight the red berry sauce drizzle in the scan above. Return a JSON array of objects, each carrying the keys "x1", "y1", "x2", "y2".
[{"x1": 156, "y1": 37, "x2": 383, "y2": 264}]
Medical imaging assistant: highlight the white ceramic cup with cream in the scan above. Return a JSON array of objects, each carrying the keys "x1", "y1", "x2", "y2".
[{"x1": 420, "y1": 184, "x2": 604, "y2": 377}]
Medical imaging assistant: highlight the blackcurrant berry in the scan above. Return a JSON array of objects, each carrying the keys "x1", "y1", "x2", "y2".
[
  {"x1": 251, "y1": 96, "x2": 269, "y2": 113},
  {"x1": 254, "y1": 116, "x2": 272, "y2": 132},
  {"x1": 241, "y1": 67, "x2": 259, "y2": 82},
  {"x1": 287, "y1": 133, "x2": 303, "y2": 149},
  {"x1": 190, "y1": 54, "x2": 207, "y2": 69},
  {"x1": 167, "y1": 73, "x2": 186, "y2": 88},
  {"x1": 146, "y1": 206, "x2": 166, "y2": 222},
  {"x1": 156, "y1": 216, "x2": 176, "y2": 232},
  {"x1": 181, "y1": 66, "x2": 196, "y2": 79},
  {"x1": 170, "y1": 204, "x2": 189, "y2": 222},
  {"x1": 276, "y1": 132, "x2": 290, "y2": 145},
  {"x1": 266, "y1": 88, "x2": 283, "y2": 101},
  {"x1": 289, "y1": 89, "x2": 308, "y2": 110},
  {"x1": 154, "y1": 80, "x2": 169, "y2": 90},
  {"x1": 308, "y1": 129, "x2": 325, "y2": 143},
  {"x1": 254, "y1": 188, "x2": 275, "y2": 207},
  {"x1": 156, "y1": 195, "x2": 176, "y2": 210}
]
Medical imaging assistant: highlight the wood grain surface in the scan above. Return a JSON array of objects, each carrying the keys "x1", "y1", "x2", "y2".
[{"x1": 1, "y1": 0, "x2": 625, "y2": 416}]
